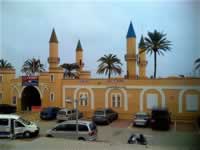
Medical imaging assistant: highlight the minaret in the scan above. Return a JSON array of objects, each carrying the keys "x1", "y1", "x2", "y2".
[
  {"x1": 76, "y1": 40, "x2": 84, "y2": 71},
  {"x1": 48, "y1": 28, "x2": 60, "y2": 71},
  {"x1": 125, "y1": 21, "x2": 137, "y2": 79},
  {"x1": 138, "y1": 35, "x2": 147, "y2": 79}
]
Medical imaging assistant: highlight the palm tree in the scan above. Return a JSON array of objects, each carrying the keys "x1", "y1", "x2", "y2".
[
  {"x1": 21, "y1": 58, "x2": 45, "y2": 75},
  {"x1": 0, "y1": 59, "x2": 14, "y2": 69},
  {"x1": 60, "y1": 63, "x2": 80, "y2": 79},
  {"x1": 141, "y1": 30, "x2": 171, "y2": 78},
  {"x1": 97, "y1": 54, "x2": 122, "y2": 79},
  {"x1": 194, "y1": 57, "x2": 200, "y2": 74}
]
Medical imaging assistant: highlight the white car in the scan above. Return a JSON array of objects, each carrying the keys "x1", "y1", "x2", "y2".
[{"x1": 133, "y1": 112, "x2": 150, "y2": 127}]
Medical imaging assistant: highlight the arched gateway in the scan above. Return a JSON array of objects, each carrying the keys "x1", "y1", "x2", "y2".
[{"x1": 21, "y1": 86, "x2": 41, "y2": 111}]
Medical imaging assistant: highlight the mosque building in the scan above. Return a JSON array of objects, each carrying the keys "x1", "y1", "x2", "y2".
[{"x1": 0, "y1": 22, "x2": 200, "y2": 120}]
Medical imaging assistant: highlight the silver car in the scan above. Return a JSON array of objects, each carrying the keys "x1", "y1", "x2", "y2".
[
  {"x1": 46, "y1": 120, "x2": 97, "y2": 141},
  {"x1": 133, "y1": 112, "x2": 150, "y2": 127},
  {"x1": 56, "y1": 109, "x2": 83, "y2": 122}
]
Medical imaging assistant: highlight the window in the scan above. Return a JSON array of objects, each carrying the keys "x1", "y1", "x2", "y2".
[
  {"x1": 50, "y1": 92, "x2": 54, "y2": 102},
  {"x1": 0, "y1": 75, "x2": 2, "y2": 82},
  {"x1": 54, "y1": 124, "x2": 66, "y2": 131},
  {"x1": 78, "y1": 124, "x2": 88, "y2": 131},
  {"x1": 65, "y1": 124, "x2": 76, "y2": 131},
  {"x1": 112, "y1": 93, "x2": 121, "y2": 108},
  {"x1": 50, "y1": 74, "x2": 54, "y2": 82},
  {"x1": 147, "y1": 94, "x2": 158, "y2": 109},
  {"x1": 12, "y1": 96, "x2": 17, "y2": 105},
  {"x1": 0, "y1": 93, "x2": 2, "y2": 100},
  {"x1": 186, "y1": 95, "x2": 198, "y2": 112},
  {"x1": 79, "y1": 92, "x2": 88, "y2": 106},
  {"x1": 0, "y1": 119, "x2": 8, "y2": 126},
  {"x1": 15, "y1": 121, "x2": 25, "y2": 128}
]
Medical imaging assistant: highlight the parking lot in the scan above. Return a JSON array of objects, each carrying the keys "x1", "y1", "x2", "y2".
[{"x1": 0, "y1": 112, "x2": 200, "y2": 150}]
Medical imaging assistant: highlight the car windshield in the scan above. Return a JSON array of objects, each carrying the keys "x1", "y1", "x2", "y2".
[
  {"x1": 58, "y1": 111, "x2": 66, "y2": 115},
  {"x1": 152, "y1": 110, "x2": 169, "y2": 118},
  {"x1": 136, "y1": 114, "x2": 147, "y2": 119},
  {"x1": 18, "y1": 117, "x2": 31, "y2": 125},
  {"x1": 95, "y1": 111, "x2": 104, "y2": 116}
]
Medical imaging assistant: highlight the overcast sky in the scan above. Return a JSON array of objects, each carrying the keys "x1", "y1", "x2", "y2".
[{"x1": 1, "y1": 0, "x2": 200, "y2": 77}]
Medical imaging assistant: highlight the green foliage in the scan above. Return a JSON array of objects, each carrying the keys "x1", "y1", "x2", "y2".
[
  {"x1": 97, "y1": 54, "x2": 122, "y2": 79},
  {"x1": 141, "y1": 30, "x2": 172, "y2": 78},
  {"x1": 194, "y1": 58, "x2": 200, "y2": 72},
  {"x1": 0, "y1": 59, "x2": 14, "y2": 69},
  {"x1": 21, "y1": 58, "x2": 45, "y2": 75},
  {"x1": 60, "y1": 63, "x2": 80, "y2": 79}
]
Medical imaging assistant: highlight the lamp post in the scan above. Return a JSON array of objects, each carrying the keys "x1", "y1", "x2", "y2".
[{"x1": 74, "y1": 99, "x2": 79, "y2": 140}]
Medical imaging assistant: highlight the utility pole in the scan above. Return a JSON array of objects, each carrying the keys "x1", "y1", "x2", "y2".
[{"x1": 75, "y1": 99, "x2": 79, "y2": 139}]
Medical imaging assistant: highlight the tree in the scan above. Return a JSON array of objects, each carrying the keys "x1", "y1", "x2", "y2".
[
  {"x1": 60, "y1": 63, "x2": 80, "y2": 79},
  {"x1": 97, "y1": 54, "x2": 122, "y2": 79},
  {"x1": 0, "y1": 59, "x2": 14, "y2": 69},
  {"x1": 194, "y1": 57, "x2": 200, "y2": 71},
  {"x1": 141, "y1": 30, "x2": 171, "y2": 78},
  {"x1": 194, "y1": 57, "x2": 200, "y2": 74},
  {"x1": 21, "y1": 58, "x2": 45, "y2": 75}
]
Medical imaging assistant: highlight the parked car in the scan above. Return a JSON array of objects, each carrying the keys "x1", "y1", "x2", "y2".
[
  {"x1": 0, "y1": 104, "x2": 16, "y2": 114},
  {"x1": 40, "y1": 107, "x2": 60, "y2": 120},
  {"x1": 0, "y1": 114, "x2": 39, "y2": 138},
  {"x1": 151, "y1": 108, "x2": 171, "y2": 130},
  {"x1": 46, "y1": 120, "x2": 97, "y2": 141},
  {"x1": 92, "y1": 108, "x2": 118, "y2": 125},
  {"x1": 133, "y1": 112, "x2": 150, "y2": 127},
  {"x1": 56, "y1": 108, "x2": 83, "y2": 122},
  {"x1": 128, "y1": 133, "x2": 147, "y2": 145}
]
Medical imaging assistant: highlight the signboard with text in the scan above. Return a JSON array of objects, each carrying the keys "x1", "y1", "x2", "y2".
[{"x1": 22, "y1": 76, "x2": 39, "y2": 86}]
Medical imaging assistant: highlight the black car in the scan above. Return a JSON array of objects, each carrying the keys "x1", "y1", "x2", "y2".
[
  {"x1": 92, "y1": 108, "x2": 118, "y2": 125},
  {"x1": 40, "y1": 107, "x2": 60, "y2": 120},
  {"x1": 0, "y1": 104, "x2": 16, "y2": 114},
  {"x1": 151, "y1": 108, "x2": 171, "y2": 130}
]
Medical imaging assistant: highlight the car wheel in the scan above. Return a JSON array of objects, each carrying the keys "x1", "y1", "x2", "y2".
[
  {"x1": 23, "y1": 131, "x2": 32, "y2": 138},
  {"x1": 78, "y1": 137, "x2": 85, "y2": 141},
  {"x1": 106, "y1": 120, "x2": 110, "y2": 125},
  {"x1": 46, "y1": 134, "x2": 53, "y2": 137}
]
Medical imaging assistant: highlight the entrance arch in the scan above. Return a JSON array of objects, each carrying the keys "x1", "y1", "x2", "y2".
[{"x1": 21, "y1": 86, "x2": 41, "y2": 111}]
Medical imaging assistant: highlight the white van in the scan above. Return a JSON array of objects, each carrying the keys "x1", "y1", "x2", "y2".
[
  {"x1": 0, "y1": 114, "x2": 39, "y2": 138},
  {"x1": 46, "y1": 120, "x2": 97, "y2": 141}
]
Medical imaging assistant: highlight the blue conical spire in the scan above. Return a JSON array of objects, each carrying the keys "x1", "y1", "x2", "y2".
[
  {"x1": 126, "y1": 21, "x2": 136, "y2": 38},
  {"x1": 76, "y1": 40, "x2": 83, "y2": 51}
]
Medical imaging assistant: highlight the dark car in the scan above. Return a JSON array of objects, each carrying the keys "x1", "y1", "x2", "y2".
[
  {"x1": 0, "y1": 104, "x2": 16, "y2": 114},
  {"x1": 151, "y1": 108, "x2": 171, "y2": 130},
  {"x1": 40, "y1": 107, "x2": 60, "y2": 120},
  {"x1": 92, "y1": 108, "x2": 118, "y2": 125}
]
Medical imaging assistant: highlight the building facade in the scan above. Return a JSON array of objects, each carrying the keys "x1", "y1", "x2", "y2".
[{"x1": 0, "y1": 22, "x2": 200, "y2": 120}]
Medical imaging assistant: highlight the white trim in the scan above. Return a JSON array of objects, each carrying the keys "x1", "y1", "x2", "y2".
[
  {"x1": 62, "y1": 85, "x2": 200, "y2": 90},
  {"x1": 79, "y1": 92, "x2": 88, "y2": 106},
  {"x1": 105, "y1": 88, "x2": 128, "y2": 111},
  {"x1": 179, "y1": 89, "x2": 200, "y2": 113},
  {"x1": 73, "y1": 87, "x2": 94, "y2": 109},
  {"x1": 111, "y1": 93, "x2": 122, "y2": 108},
  {"x1": 11, "y1": 85, "x2": 20, "y2": 98},
  {"x1": 140, "y1": 88, "x2": 165, "y2": 112}
]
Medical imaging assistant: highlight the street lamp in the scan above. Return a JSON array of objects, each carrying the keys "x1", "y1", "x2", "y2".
[{"x1": 74, "y1": 95, "x2": 87, "y2": 140}]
